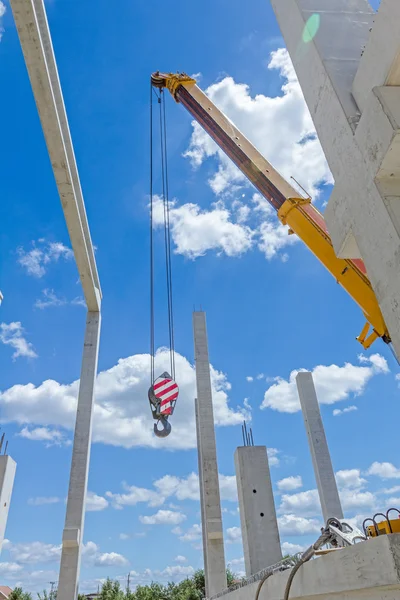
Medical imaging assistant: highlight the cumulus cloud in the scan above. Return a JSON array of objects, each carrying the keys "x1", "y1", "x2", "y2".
[
  {"x1": 86, "y1": 491, "x2": 109, "y2": 512},
  {"x1": 0, "y1": 1, "x2": 5, "y2": 42},
  {"x1": 226, "y1": 527, "x2": 242, "y2": 543},
  {"x1": 174, "y1": 555, "x2": 187, "y2": 563},
  {"x1": 277, "y1": 476, "x2": 303, "y2": 492},
  {"x1": 281, "y1": 542, "x2": 305, "y2": 555},
  {"x1": 34, "y1": 289, "x2": 67, "y2": 310},
  {"x1": 367, "y1": 462, "x2": 400, "y2": 479},
  {"x1": 184, "y1": 49, "x2": 331, "y2": 200},
  {"x1": 333, "y1": 406, "x2": 358, "y2": 417},
  {"x1": 261, "y1": 354, "x2": 388, "y2": 413},
  {"x1": 176, "y1": 524, "x2": 202, "y2": 543},
  {"x1": 279, "y1": 484, "x2": 376, "y2": 519},
  {"x1": 18, "y1": 426, "x2": 70, "y2": 447},
  {"x1": 0, "y1": 348, "x2": 249, "y2": 451},
  {"x1": 336, "y1": 469, "x2": 366, "y2": 490},
  {"x1": 153, "y1": 196, "x2": 253, "y2": 259},
  {"x1": 108, "y1": 471, "x2": 239, "y2": 511},
  {"x1": 139, "y1": 510, "x2": 186, "y2": 526},
  {"x1": 278, "y1": 514, "x2": 321, "y2": 536},
  {"x1": 0, "y1": 322, "x2": 37, "y2": 360},
  {"x1": 17, "y1": 240, "x2": 73, "y2": 278}
]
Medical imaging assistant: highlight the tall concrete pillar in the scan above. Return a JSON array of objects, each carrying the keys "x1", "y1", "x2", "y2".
[
  {"x1": 235, "y1": 446, "x2": 282, "y2": 575},
  {"x1": 0, "y1": 455, "x2": 16, "y2": 553},
  {"x1": 193, "y1": 311, "x2": 227, "y2": 598},
  {"x1": 296, "y1": 372, "x2": 343, "y2": 522},
  {"x1": 58, "y1": 312, "x2": 101, "y2": 600}
]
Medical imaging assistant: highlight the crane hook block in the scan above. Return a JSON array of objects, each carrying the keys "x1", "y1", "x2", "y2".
[{"x1": 148, "y1": 371, "x2": 179, "y2": 438}]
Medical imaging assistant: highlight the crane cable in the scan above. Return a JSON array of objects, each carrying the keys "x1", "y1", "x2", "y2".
[{"x1": 149, "y1": 83, "x2": 176, "y2": 383}]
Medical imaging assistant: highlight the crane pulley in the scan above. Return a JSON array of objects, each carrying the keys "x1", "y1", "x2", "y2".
[{"x1": 149, "y1": 83, "x2": 179, "y2": 438}]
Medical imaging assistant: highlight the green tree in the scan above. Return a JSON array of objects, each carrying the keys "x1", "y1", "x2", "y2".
[
  {"x1": 9, "y1": 588, "x2": 32, "y2": 600},
  {"x1": 99, "y1": 579, "x2": 125, "y2": 600},
  {"x1": 226, "y1": 569, "x2": 236, "y2": 589}
]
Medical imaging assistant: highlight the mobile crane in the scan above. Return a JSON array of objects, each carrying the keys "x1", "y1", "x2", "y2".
[{"x1": 151, "y1": 72, "x2": 390, "y2": 351}]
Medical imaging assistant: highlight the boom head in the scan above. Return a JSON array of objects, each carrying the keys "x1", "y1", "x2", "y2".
[{"x1": 151, "y1": 72, "x2": 197, "y2": 101}]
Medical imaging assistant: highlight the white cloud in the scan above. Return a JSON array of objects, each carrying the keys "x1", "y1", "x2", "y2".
[
  {"x1": 226, "y1": 527, "x2": 242, "y2": 543},
  {"x1": 18, "y1": 426, "x2": 70, "y2": 447},
  {"x1": 279, "y1": 489, "x2": 320, "y2": 517},
  {"x1": 336, "y1": 469, "x2": 366, "y2": 490},
  {"x1": 34, "y1": 289, "x2": 66, "y2": 310},
  {"x1": 333, "y1": 405, "x2": 358, "y2": 417},
  {"x1": 0, "y1": 348, "x2": 249, "y2": 451},
  {"x1": 257, "y1": 218, "x2": 298, "y2": 261},
  {"x1": 5, "y1": 541, "x2": 61, "y2": 565},
  {"x1": 261, "y1": 354, "x2": 388, "y2": 413},
  {"x1": 267, "y1": 448, "x2": 280, "y2": 467},
  {"x1": 367, "y1": 462, "x2": 400, "y2": 479},
  {"x1": 174, "y1": 555, "x2": 187, "y2": 563},
  {"x1": 93, "y1": 551, "x2": 129, "y2": 568},
  {"x1": 0, "y1": 322, "x2": 37, "y2": 360},
  {"x1": 176, "y1": 524, "x2": 202, "y2": 542},
  {"x1": 28, "y1": 497, "x2": 60, "y2": 506},
  {"x1": 82, "y1": 541, "x2": 129, "y2": 568},
  {"x1": 278, "y1": 514, "x2": 321, "y2": 536},
  {"x1": 184, "y1": 49, "x2": 331, "y2": 200},
  {"x1": 281, "y1": 542, "x2": 305, "y2": 555},
  {"x1": 17, "y1": 240, "x2": 73, "y2": 278},
  {"x1": 277, "y1": 476, "x2": 303, "y2": 492},
  {"x1": 119, "y1": 533, "x2": 129, "y2": 540},
  {"x1": 139, "y1": 510, "x2": 186, "y2": 526},
  {"x1": 0, "y1": 562, "x2": 23, "y2": 576},
  {"x1": 246, "y1": 376, "x2": 254, "y2": 382},
  {"x1": 379, "y1": 485, "x2": 400, "y2": 495},
  {"x1": 0, "y1": 1, "x2": 5, "y2": 42},
  {"x1": 280, "y1": 485, "x2": 376, "y2": 518},
  {"x1": 153, "y1": 196, "x2": 253, "y2": 259},
  {"x1": 158, "y1": 565, "x2": 194, "y2": 580},
  {"x1": 86, "y1": 491, "x2": 109, "y2": 512}
]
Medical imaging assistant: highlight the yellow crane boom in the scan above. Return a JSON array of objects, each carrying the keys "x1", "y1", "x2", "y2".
[{"x1": 151, "y1": 72, "x2": 390, "y2": 350}]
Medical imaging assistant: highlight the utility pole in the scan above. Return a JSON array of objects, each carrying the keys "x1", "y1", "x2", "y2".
[{"x1": 49, "y1": 582, "x2": 56, "y2": 600}]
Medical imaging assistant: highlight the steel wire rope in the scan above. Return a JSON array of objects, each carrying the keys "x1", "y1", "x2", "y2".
[
  {"x1": 158, "y1": 89, "x2": 175, "y2": 379},
  {"x1": 149, "y1": 82, "x2": 155, "y2": 384}
]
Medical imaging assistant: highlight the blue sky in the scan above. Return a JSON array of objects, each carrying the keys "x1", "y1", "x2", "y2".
[{"x1": 0, "y1": 0, "x2": 397, "y2": 592}]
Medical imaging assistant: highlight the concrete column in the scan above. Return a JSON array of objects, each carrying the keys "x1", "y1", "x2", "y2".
[
  {"x1": 296, "y1": 372, "x2": 343, "y2": 522},
  {"x1": 270, "y1": 0, "x2": 400, "y2": 359},
  {"x1": 193, "y1": 311, "x2": 227, "y2": 598},
  {"x1": 58, "y1": 312, "x2": 101, "y2": 600},
  {"x1": 0, "y1": 455, "x2": 16, "y2": 553},
  {"x1": 235, "y1": 446, "x2": 282, "y2": 575}
]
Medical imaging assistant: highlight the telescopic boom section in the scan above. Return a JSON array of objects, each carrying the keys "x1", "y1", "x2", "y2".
[{"x1": 151, "y1": 72, "x2": 390, "y2": 349}]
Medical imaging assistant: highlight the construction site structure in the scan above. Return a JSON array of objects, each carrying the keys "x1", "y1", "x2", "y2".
[
  {"x1": 0, "y1": 448, "x2": 16, "y2": 553},
  {"x1": 296, "y1": 372, "x2": 343, "y2": 522},
  {"x1": 193, "y1": 311, "x2": 227, "y2": 597},
  {"x1": 270, "y1": 0, "x2": 400, "y2": 360},
  {"x1": 235, "y1": 443, "x2": 282, "y2": 575}
]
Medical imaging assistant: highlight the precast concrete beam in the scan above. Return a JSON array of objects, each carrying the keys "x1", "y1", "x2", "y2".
[
  {"x1": 0, "y1": 455, "x2": 16, "y2": 553},
  {"x1": 296, "y1": 372, "x2": 343, "y2": 522},
  {"x1": 9, "y1": 0, "x2": 101, "y2": 311},
  {"x1": 193, "y1": 312, "x2": 227, "y2": 598},
  {"x1": 208, "y1": 534, "x2": 400, "y2": 600},
  {"x1": 235, "y1": 446, "x2": 281, "y2": 576},
  {"x1": 58, "y1": 311, "x2": 101, "y2": 600},
  {"x1": 353, "y1": 0, "x2": 400, "y2": 112}
]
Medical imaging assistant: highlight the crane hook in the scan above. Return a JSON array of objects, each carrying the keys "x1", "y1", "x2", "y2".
[
  {"x1": 148, "y1": 371, "x2": 179, "y2": 439},
  {"x1": 154, "y1": 416, "x2": 172, "y2": 438}
]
